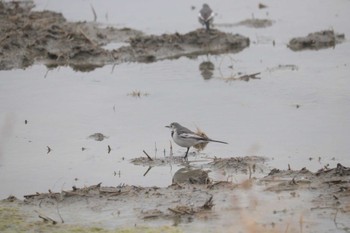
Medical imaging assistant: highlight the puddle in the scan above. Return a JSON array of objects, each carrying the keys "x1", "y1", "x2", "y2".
[{"x1": 1, "y1": 0, "x2": 350, "y2": 232}]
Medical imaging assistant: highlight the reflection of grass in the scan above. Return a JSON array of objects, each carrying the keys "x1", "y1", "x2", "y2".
[
  {"x1": 0, "y1": 206, "x2": 182, "y2": 233},
  {"x1": 127, "y1": 90, "x2": 149, "y2": 98}
]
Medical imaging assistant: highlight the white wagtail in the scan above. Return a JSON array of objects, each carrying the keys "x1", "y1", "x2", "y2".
[
  {"x1": 198, "y1": 3, "x2": 215, "y2": 31},
  {"x1": 166, "y1": 122, "x2": 227, "y2": 159}
]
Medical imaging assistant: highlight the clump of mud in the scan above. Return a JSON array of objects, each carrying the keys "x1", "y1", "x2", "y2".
[
  {"x1": 87, "y1": 133, "x2": 108, "y2": 141},
  {"x1": 115, "y1": 29, "x2": 250, "y2": 63},
  {"x1": 131, "y1": 155, "x2": 268, "y2": 184},
  {"x1": 288, "y1": 30, "x2": 345, "y2": 51},
  {"x1": 0, "y1": 1, "x2": 250, "y2": 71}
]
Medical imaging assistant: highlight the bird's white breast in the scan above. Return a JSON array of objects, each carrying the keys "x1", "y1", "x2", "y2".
[{"x1": 172, "y1": 131, "x2": 202, "y2": 148}]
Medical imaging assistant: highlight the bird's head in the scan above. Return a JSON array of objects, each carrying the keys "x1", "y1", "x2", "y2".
[{"x1": 165, "y1": 122, "x2": 180, "y2": 130}]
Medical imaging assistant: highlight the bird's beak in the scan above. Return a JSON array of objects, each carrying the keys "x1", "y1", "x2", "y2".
[{"x1": 165, "y1": 125, "x2": 171, "y2": 128}]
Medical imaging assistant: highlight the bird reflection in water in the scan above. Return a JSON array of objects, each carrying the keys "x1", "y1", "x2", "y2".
[{"x1": 199, "y1": 61, "x2": 215, "y2": 80}]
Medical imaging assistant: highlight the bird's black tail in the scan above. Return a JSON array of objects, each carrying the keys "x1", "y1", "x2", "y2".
[{"x1": 208, "y1": 139, "x2": 228, "y2": 144}]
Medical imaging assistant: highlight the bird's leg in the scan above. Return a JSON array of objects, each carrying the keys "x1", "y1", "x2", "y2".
[
  {"x1": 184, "y1": 147, "x2": 190, "y2": 159},
  {"x1": 205, "y1": 22, "x2": 210, "y2": 31}
]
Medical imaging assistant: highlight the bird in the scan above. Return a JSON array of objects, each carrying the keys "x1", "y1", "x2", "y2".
[
  {"x1": 198, "y1": 3, "x2": 215, "y2": 31},
  {"x1": 166, "y1": 122, "x2": 227, "y2": 159}
]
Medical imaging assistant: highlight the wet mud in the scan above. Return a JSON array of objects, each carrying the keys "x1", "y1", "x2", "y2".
[
  {"x1": 0, "y1": 1, "x2": 249, "y2": 71},
  {"x1": 1, "y1": 162, "x2": 349, "y2": 232}
]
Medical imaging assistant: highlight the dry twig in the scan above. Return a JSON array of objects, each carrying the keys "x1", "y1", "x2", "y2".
[
  {"x1": 78, "y1": 27, "x2": 97, "y2": 47},
  {"x1": 35, "y1": 210, "x2": 57, "y2": 225},
  {"x1": 143, "y1": 150, "x2": 153, "y2": 161}
]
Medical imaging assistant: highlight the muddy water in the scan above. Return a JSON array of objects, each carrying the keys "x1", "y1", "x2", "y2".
[{"x1": 1, "y1": 0, "x2": 350, "y2": 205}]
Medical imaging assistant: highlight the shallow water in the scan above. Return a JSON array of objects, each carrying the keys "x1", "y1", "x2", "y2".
[{"x1": 0, "y1": 0, "x2": 350, "y2": 202}]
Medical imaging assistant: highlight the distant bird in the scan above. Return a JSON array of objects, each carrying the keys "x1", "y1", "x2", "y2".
[
  {"x1": 166, "y1": 122, "x2": 227, "y2": 159},
  {"x1": 198, "y1": 3, "x2": 215, "y2": 31}
]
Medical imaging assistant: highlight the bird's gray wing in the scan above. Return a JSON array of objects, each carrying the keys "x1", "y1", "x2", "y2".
[
  {"x1": 178, "y1": 133, "x2": 206, "y2": 141},
  {"x1": 176, "y1": 125, "x2": 195, "y2": 134}
]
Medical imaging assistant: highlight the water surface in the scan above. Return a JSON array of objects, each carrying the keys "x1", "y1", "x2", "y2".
[{"x1": 0, "y1": 0, "x2": 349, "y2": 199}]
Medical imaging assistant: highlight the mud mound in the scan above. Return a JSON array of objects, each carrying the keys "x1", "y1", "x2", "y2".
[
  {"x1": 113, "y1": 29, "x2": 249, "y2": 63},
  {"x1": 0, "y1": 1, "x2": 250, "y2": 71},
  {"x1": 288, "y1": 30, "x2": 345, "y2": 51}
]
